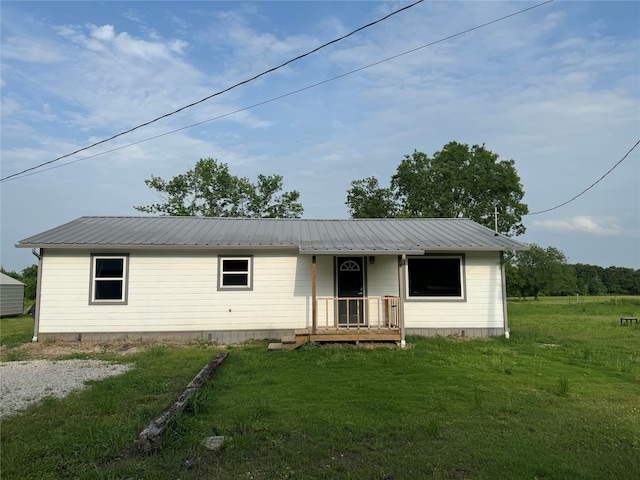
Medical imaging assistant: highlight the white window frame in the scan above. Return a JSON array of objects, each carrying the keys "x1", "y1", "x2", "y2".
[
  {"x1": 218, "y1": 256, "x2": 253, "y2": 291},
  {"x1": 406, "y1": 255, "x2": 466, "y2": 301},
  {"x1": 90, "y1": 254, "x2": 129, "y2": 305}
]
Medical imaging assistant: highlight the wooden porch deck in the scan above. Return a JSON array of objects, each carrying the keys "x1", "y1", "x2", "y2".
[
  {"x1": 271, "y1": 327, "x2": 402, "y2": 350},
  {"x1": 268, "y1": 294, "x2": 402, "y2": 350}
]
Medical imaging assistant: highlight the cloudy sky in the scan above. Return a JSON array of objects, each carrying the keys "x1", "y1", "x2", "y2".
[{"x1": 1, "y1": 1, "x2": 639, "y2": 272}]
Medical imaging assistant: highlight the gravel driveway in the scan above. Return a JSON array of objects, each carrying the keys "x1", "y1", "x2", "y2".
[{"x1": 0, "y1": 359, "x2": 133, "y2": 419}]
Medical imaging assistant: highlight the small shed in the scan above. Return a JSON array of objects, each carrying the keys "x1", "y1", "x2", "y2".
[{"x1": 0, "y1": 272, "x2": 26, "y2": 317}]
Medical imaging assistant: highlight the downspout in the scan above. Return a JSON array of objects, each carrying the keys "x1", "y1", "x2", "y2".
[
  {"x1": 311, "y1": 255, "x2": 317, "y2": 335},
  {"x1": 31, "y1": 248, "x2": 43, "y2": 343},
  {"x1": 398, "y1": 254, "x2": 407, "y2": 348},
  {"x1": 500, "y1": 251, "x2": 510, "y2": 339}
]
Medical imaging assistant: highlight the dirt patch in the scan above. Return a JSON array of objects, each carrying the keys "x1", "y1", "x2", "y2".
[{"x1": 0, "y1": 339, "x2": 216, "y2": 361}]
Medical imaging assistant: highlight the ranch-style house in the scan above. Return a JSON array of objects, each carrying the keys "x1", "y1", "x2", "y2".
[{"x1": 17, "y1": 216, "x2": 527, "y2": 347}]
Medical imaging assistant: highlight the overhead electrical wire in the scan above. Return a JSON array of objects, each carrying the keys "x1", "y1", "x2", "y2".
[
  {"x1": 2, "y1": 0, "x2": 555, "y2": 183},
  {"x1": 525, "y1": 139, "x2": 640, "y2": 215},
  {"x1": 1, "y1": 0, "x2": 424, "y2": 183}
]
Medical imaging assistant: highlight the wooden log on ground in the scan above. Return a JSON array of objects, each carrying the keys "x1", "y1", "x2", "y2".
[{"x1": 136, "y1": 351, "x2": 228, "y2": 452}]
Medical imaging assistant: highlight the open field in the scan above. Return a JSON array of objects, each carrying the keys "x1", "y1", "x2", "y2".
[{"x1": 1, "y1": 298, "x2": 639, "y2": 479}]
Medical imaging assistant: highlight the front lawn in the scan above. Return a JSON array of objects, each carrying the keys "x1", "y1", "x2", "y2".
[{"x1": 1, "y1": 299, "x2": 638, "y2": 479}]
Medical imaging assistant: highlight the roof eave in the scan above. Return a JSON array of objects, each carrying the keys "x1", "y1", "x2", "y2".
[{"x1": 15, "y1": 243, "x2": 300, "y2": 251}]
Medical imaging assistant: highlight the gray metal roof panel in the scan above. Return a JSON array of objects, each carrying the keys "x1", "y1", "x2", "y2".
[
  {"x1": 0, "y1": 272, "x2": 25, "y2": 285},
  {"x1": 16, "y1": 216, "x2": 527, "y2": 253}
]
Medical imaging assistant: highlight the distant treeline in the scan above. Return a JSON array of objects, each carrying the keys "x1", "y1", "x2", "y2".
[
  {"x1": 507, "y1": 262, "x2": 640, "y2": 299},
  {"x1": 570, "y1": 264, "x2": 640, "y2": 296}
]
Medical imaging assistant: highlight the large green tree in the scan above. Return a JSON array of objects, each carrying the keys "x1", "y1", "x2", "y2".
[
  {"x1": 346, "y1": 177, "x2": 398, "y2": 218},
  {"x1": 346, "y1": 142, "x2": 528, "y2": 236},
  {"x1": 135, "y1": 158, "x2": 303, "y2": 218},
  {"x1": 510, "y1": 244, "x2": 575, "y2": 300}
]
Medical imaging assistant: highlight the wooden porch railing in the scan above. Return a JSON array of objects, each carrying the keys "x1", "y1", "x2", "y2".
[{"x1": 315, "y1": 296, "x2": 400, "y2": 332}]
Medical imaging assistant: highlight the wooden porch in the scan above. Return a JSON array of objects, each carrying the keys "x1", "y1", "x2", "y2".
[{"x1": 271, "y1": 296, "x2": 402, "y2": 350}]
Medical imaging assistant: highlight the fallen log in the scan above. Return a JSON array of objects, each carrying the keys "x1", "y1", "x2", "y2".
[{"x1": 136, "y1": 351, "x2": 228, "y2": 452}]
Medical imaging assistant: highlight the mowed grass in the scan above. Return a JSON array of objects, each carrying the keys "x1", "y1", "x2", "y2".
[
  {"x1": 1, "y1": 299, "x2": 639, "y2": 479},
  {"x1": 0, "y1": 314, "x2": 34, "y2": 347}
]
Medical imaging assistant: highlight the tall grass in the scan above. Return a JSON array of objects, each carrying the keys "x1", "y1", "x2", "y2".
[{"x1": 1, "y1": 298, "x2": 639, "y2": 479}]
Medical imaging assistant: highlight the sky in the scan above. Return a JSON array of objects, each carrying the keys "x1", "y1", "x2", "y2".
[{"x1": 1, "y1": 0, "x2": 639, "y2": 272}]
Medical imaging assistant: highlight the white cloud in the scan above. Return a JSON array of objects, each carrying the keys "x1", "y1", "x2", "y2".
[
  {"x1": 90, "y1": 24, "x2": 115, "y2": 41},
  {"x1": 1, "y1": 97, "x2": 20, "y2": 116},
  {"x1": 1, "y1": 37, "x2": 63, "y2": 63},
  {"x1": 532, "y1": 216, "x2": 624, "y2": 236}
]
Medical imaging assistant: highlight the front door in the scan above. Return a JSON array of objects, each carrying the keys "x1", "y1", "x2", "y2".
[{"x1": 337, "y1": 257, "x2": 365, "y2": 326}]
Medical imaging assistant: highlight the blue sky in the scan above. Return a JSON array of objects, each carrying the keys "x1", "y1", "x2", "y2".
[{"x1": 1, "y1": 1, "x2": 639, "y2": 271}]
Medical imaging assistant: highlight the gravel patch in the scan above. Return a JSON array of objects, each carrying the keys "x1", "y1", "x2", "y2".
[{"x1": 0, "y1": 360, "x2": 134, "y2": 419}]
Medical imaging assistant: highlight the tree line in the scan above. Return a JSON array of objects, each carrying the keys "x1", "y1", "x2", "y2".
[{"x1": 506, "y1": 244, "x2": 640, "y2": 299}]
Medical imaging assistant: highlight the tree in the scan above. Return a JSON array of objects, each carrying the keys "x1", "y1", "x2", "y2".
[
  {"x1": 346, "y1": 142, "x2": 528, "y2": 236},
  {"x1": 20, "y1": 264, "x2": 38, "y2": 301},
  {"x1": 510, "y1": 244, "x2": 573, "y2": 300},
  {"x1": 574, "y1": 264, "x2": 608, "y2": 296},
  {"x1": 346, "y1": 177, "x2": 398, "y2": 218},
  {"x1": 135, "y1": 158, "x2": 303, "y2": 218}
]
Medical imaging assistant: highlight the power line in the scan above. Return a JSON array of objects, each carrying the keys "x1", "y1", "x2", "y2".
[
  {"x1": 1, "y1": 0, "x2": 424, "y2": 183},
  {"x1": 526, "y1": 139, "x2": 640, "y2": 216},
  {"x1": 3, "y1": 0, "x2": 555, "y2": 182}
]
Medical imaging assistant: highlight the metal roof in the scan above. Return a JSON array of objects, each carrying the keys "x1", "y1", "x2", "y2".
[
  {"x1": 0, "y1": 272, "x2": 25, "y2": 286},
  {"x1": 16, "y1": 216, "x2": 528, "y2": 254}
]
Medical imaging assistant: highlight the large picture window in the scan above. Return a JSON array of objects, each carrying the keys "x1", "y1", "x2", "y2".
[
  {"x1": 90, "y1": 254, "x2": 128, "y2": 304},
  {"x1": 218, "y1": 256, "x2": 253, "y2": 290},
  {"x1": 407, "y1": 256, "x2": 465, "y2": 299}
]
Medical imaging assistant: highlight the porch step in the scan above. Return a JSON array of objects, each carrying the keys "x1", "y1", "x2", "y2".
[
  {"x1": 268, "y1": 342, "x2": 283, "y2": 350},
  {"x1": 281, "y1": 333, "x2": 310, "y2": 350}
]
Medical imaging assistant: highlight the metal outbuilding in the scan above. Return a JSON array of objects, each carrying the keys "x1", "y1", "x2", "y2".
[{"x1": 0, "y1": 272, "x2": 25, "y2": 317}]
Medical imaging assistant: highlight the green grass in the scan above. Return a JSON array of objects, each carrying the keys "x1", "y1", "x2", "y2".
[
  {"x1": 0, "y1": 314, "x2": 34, "y2": 347},
  {"x1": 1, "y1": 298, "x2": 639, "y2": 479}
]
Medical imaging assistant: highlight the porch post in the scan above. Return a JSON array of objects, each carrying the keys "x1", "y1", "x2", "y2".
[{"x1": 312, "y1": 255, "x2": 317, "y2": 334}]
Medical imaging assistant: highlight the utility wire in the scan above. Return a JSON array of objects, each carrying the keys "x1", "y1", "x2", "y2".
[
  {"x1": 3, "y1": 0, "x2": 555, "y2": 182},
  {"x1": 1, "y1": 0, "x2": 423, "y2": 182},
  {"x1": 526, "y1": 139, "x2": 640, "y2": 215}
]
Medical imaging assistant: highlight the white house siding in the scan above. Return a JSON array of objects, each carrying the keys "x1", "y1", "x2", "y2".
[
  {"x1": 403, "y1": 252, "x2": 505, "y2": 335},
  {"x1": 38, "y1": 249, "x2": 319, "y2": 339},
  {"x1": 366, "y1": 256, "x2": 400, "y2": 297},
  {"x1": 36, "y1": 249, "x2": 504, "y2": 340}
]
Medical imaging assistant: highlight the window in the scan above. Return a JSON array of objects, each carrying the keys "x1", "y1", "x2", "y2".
[
  {"x1": 407, "y1": 256, "x2": 465, "y2": 299},
  {"x1": 218, "y1": 256, "x2": 253, "y2": 290},
  {"x1": 90, "y1": 255, "x2": 128, "y2": 304}
]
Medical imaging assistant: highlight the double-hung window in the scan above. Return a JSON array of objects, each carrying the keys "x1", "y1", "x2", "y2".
[
  {"x1": 407, "y1": 255, "x2": 465, "y2": 300},
  {"x1": 90, "y1": 254, "x2": 129, "y2": 304},
  {"x1": 218, "y1": 256, "x2": 253, "y2": 290}
]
